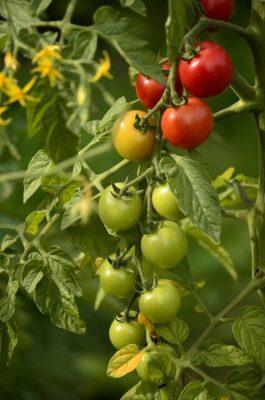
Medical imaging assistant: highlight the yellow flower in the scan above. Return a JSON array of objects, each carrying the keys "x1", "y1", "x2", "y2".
[
  {"x1": 33, "y1": 45, "x2": 62, "y2": 63},
  {"x1": 89, "y1": 51, "x2": 113, "y2": 83},
  {"x1": 4, "y1": 52, "x2": 19, "y2": 71},
  {"x1": 5, "y1": 77, "x2": 37, "y2": 107},
  {"x1": 32, "y1": 57, "x2": 64, "y2": 86},
  {"x1": 0, "y1": 106, "x2": 11, "y2": 126},
  {"x1": 0, "y1": 73, "x2": 16, "y2": 91}
]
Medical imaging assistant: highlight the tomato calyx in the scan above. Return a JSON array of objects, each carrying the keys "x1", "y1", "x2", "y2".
[
  {"x1": 115, "y1": 310, "x2": 138, "y2": 324},
  {"x1": 134, "y1": 113, "x2": 157, "y2": 133},
  {"x1": 108, "y1": 246, "x2": 134, "y2": 270},
  {"x1": 181, "y1": 42, "x2": 202, "y2": 61}
]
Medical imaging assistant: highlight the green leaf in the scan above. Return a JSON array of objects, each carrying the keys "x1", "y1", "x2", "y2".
[
  {"x1": 99, "y1": 96, "x2": 127, "y2": 132},
  {"x1": 0, "y1": 0, "x2": 38, "y2": 30},
  {"x1": 107, "y1": 344, "x2": 142, "y2": 378},
  {"x1": 233, "y1": 306, "x2": 265, "y2": 370},
  {"x1": 27, "y1": 82, "x2": 80, "y2": 162},
  {"x1": 198, "y1": 338, "x2": 251, "y2": 368},
  {"x1": 92, "y1": 6, "x2": 164, "y2": 83},
  {"x1": 67, "y1": 28, "x2": 97, "y2": 60},
  {"x1": 138, "y1": 352, "x2": 176, "y2": 386},
  {"x1": 61, "y1": 191, "x2": 83, "y2": 230},
  {"x1": 31, "y1": 0, "x2": 52, "y2": 15},
  {"x1": 166, "y1": 0, "x2": 196, "y2": 61},
  {"x1": 23, "y1": 150, "x2": 52, "y2": 203},
  {"x1": 161, "y1": 155, "x2": 221, "y2": 242},
  {"x1": 1, "y1": 234, "x2": 18, "y2": 252},
  {"x1": 178, "y1": 381, "x2": 205, "y2": 400},
  {"x1": 226, "y1": 367, "x2": 261, "y2": 393},
  {"x1": 0, "y1": 319, "x2": 17, "y2": 368},
  {"x1": 23, "y1": 249, "x2": 85, "y2": 334},
  {"x1": 0, "y1": 279, "x2": 19, "y2": 323},
  {"x1": 181, "y1": 220, "x2": 237, "y2": 280},
  {"x1": 24, "y1": 210, "x2": 46, "y2": 236},
  {"x1": 94, "y1": 286, "x2": 105, "y2": 311},
  {"x1": 119, "y1": 0, "x2": 147, "y2": 17},
  {"x1": 66, "y1": 213, "x2": 118, "y2": 257},
  {"x1": 155, "y1": 317, "x2": 189, "y2": 344},
  {"x1": 121, "y1": 381, "x2": 163, "y2": 400},
  {"x1": 22, "y1": 256, "x2": 44, "y2": 293}
]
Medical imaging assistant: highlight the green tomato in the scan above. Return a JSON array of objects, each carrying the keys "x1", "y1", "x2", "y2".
[
  {"x1": 99, "y1": 255, "x2": 136, "y2": 299},
  {"x1": 139, "y1": 279, "x2": 181, "y2": 324},
  {"x1": 136, "y1": 350, "x2": 176, "y2": 385},
  {"x1": 152, "y1": 182, "x2": 183, "y2": 221},
  {"x1": 141, "y1": 220, "x2": 188, "y2": 269},
  {"x1": 98, "y1": 183, "x2": 142, "y2": 231},
  {"x1": 109, "y1": 319, "x2": 146, "y2": 349}
]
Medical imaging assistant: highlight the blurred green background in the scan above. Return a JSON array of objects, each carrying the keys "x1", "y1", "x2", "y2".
[{"x1": 0, "y1": 0, "x2": 259, "y2": 399}]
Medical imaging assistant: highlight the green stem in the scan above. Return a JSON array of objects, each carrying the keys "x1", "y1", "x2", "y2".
[
  {"x1": 214, "y1": 100, "x2": 259, "y2": 122},
  {"x1": 221, "y1": 209, "x2": 248, "y2": 219},
  {"x1": 189, "y1": 365, "x2": 229, "y2": 395},
  {"x1": 230, "y1": 68, "x2": 256, "y2": 101},
  {"x1": 117, "y1": 167, "x2": 154, "y2": 198},
  {"x1": 189, "y1": 277, "x2": 265, "y2": 356},
  {"x1": 189, "y1": 288, "x2": 214, "y2": 321}
]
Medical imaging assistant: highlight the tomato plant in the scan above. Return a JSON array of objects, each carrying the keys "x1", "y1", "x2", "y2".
[
  {"x1": 1, "y1": 1, "x2": 265, "y2": 399},
  {"x1": 179, "y1": 41, "x2": 234, "y2": 97}
]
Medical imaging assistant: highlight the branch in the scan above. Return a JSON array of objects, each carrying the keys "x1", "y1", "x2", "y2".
[
  {"x1": 230, "y1": 68, "x2": 256, "y2": 101},
  {"x1": 188, "y1": 276, "x2": 265, "y2": 355},
  {"x1": 214, "y1": 100, "x2": 257, "y2": 122},
  {"x1": 221, "y1": 209, "x2": 248, "y2": 220},
  {"x1": 182, "y1": 17, "x2": 253, "y2": 49}
]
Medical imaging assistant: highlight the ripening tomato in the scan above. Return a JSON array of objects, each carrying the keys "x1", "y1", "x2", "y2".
[
  {"x1": 112, "y1": 110, "x2": 156, "y2": 161},
  {"x1": 200, "y1": 0, "x2": 234, "y2": 22},
  {"x1": 152, "y1": 182, "x2": 183, "y2": 220},
  {"x1": 179, "y1": 41, "x2": 233, "y2": 98},
  {"x1": 98, "y1": 255, "x2": 136, "y2": 299},
  {"x1": 161, "y1": 97, "x2": 213, "y2": 149},
  {"x1": 139, "y1": 279, "x2": 181, "y2": 324},
  {"x1": 135, "y1": 62, "x2": 182, "y2": 109},
  {"x1": 98, "y1": 183, "x2": 142, "y2": 231},
  {"x1": 141, "y1": 221, "x2": 187, "y2": 269},
  {"x1": 109, "y1": 319, "x2": 146, "y2": 349}
]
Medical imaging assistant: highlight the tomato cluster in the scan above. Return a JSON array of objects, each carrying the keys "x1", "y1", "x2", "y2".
[{"x1": 97, "y1": 0, "x2": 234, "y2": 386}]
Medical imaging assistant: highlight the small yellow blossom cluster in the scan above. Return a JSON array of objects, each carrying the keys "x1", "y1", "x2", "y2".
[
  {"x1": 32, "y1": 45, "x2": 64, "y2": 87},
  {"x1": 89, "y1": 51, "x2": 113, "y2": 83}
]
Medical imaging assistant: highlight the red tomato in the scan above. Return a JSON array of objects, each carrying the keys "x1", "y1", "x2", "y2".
[
  {"x1": 200, "y1": 0, "x2": 234, "y2": 22},
  {"x1": 135, "y1": 62, "x2": 182, "y2": 109},
  {"x1": 179, "y1": 41, "x2": 233, "y2": 98},
  {"x1": 161, "y1": 97, "x2": 213, "y2": 149}
]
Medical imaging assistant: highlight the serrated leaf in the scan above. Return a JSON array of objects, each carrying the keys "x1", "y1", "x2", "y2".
[
  {"x1": 120, "y1": 0, "x2": 147, "y2": 16},
  {"x1": 66, "y1": 213, "x2": 118, "y2": 257},
  {"x1": 93, "y1": 6, "x2": 164, "y2": 83},
  {"x1": 0, "y1": 319, "x2": 17, "y2": 368},
  {"x1": 226, "y1": 367, "x2": 261, "y2": 394},
  {"x1": 22, "y1": 257, "x2": 44, "y2": 293},
  {"x1": 155, "y1": 317, "x2": 189, "y2": 344},
  {"x1": 0, "y1": 0, "x2": 38, "y2": 30},
  {"x1": 0, "y1": 279, "x2": 19, "y2": 323},
  {"x1": 23, "y1": 150, "x2": 52, "y2": 203},
  {"x1": 107, "y1": 344, "x2": 142, "y2": 378},
  {"x1": 1, "y1": 235, "x2": 18, "y2": 252},
  {"x1": 181, "y1": 220, "x2": 237, "y2": 280},
  {"x1": 23, "y1": 249, "x2": 85, "y2": 334},
  {"x1": 99, "y1": 96, "x2": 127, "y2": 132},
  {"x1": 233, "y1": 306, "x2": 265, "y2": 370},
  {"x1": 24, "y1": 210, "x2": 46, "y2": 236},
  {"x1": 121, "y1": 381, "x2": 163, "y2": 400},
  {"x1": 67, "y1": 28, "x2": 98, "y2": 60},
  {"x1": 178, "y1": 381, "x2": 205, "y2": 400},
  {"x1": 199, "y1": 338, "x2": 251, "y2": 368},
  {"x1": 61, "y1": 191, "x2": 83, "y2": 230},
  {"x1": 31, "y1": 0, "x2": 52, "y2": 15},
  {"x1": 162, "y1": 155, "x2": 221, "y2": 242},
  {"x1": 27, "y1": 81, "x2": 80, "y2": 162}
]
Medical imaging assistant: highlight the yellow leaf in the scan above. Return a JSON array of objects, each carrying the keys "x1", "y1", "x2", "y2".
[{"x1": 107, "y1": 344, "x2": 142, "y2": 378}]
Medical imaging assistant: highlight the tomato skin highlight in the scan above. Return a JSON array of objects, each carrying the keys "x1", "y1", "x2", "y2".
[
  {"x1": 161, "y1": 97, "x2": 213, "y2": 149},
  {"x1": 152, "y1": 182, "x2": 183, "y2": 221},
  {"x1": 98, "y1": 183, "x2": 142, "y2": 231},
  {"x1": 200, "y1": 0, "x2": 234, "y2": 22},
  {"x1": 135, "y1": 62, "x2": 182, "y2": 109},
  {"x1": 99, "y1": 255, "x2": 136, "y2": 299},
  {"x1": 112, "y1": 110, "x2": 156, "y2": 161},
  {"x1": 141, "y1": 221, "x2": 188, "y2": 269},
  {"x1": 139, "y1": 279, "x2": 181, "y2": 324},
  {"x1": 109, "y1": 319, "x2": 146, "y2": 349},
  {"x1": 179, "y1": 41, "x2": 233, "y2": 98}
]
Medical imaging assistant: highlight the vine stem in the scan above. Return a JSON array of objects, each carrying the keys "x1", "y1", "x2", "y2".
[
  {"x1": 189, "y1": 288, "x2": 214, "y2": 321},
  {"x1": 188, "y1": 276, "x2": 265, "y2": 356},
  {"x1": 60, "y1": 0, "x2": 78, "y2": 43},
  {"x1": 117, "y1": 167, "x2": 154, "y2": 198}
]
